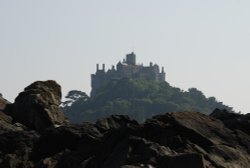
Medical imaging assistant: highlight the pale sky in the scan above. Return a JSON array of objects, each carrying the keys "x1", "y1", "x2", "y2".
[{"x1": 1, "y1": 0, "x2": 250, "y2": 113}]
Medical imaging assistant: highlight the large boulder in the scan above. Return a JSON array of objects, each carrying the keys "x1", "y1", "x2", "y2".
[{"x1": 10, "y1": 80, "x2": 68, "y2": 132}]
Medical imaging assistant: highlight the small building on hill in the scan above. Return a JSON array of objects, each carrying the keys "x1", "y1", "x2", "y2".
[{"x1": 91, "y1": 52, "x2": 165, "y2": 96}]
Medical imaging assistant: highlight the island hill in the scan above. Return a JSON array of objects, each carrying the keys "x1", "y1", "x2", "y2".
[
  {"x1": 63, "y1": 52, "x2": 233, "y2": 123},
  {"x1": 91, "y1": 52, "x2": 165, "y2": 96}
]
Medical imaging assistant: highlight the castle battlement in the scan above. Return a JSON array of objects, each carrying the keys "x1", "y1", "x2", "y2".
[{"x1": 91, "y1": 52, "x2": 165, "y2": 96}]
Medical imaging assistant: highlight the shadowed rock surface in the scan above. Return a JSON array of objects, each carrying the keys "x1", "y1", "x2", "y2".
[
  {"x1": 4, "y1": 80, "x2": 68, "y2": 132},
  {"x1": 0, "y1": 95, "x2": 9, "y2": 111},
  {"x1": 210, "y1": 108, "x2": 250, "y2": 135},
  {"x1": 1, "y1": 81, "x2": 250, "y2": 168}
]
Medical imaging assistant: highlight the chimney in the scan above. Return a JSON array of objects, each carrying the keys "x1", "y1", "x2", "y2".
[
  {"x1": 103, "y1": 64, "x2": 105, "y2": 71},
  {"x1": 96, "y1": 64, "x2": 99, "y2": 71},
  {"x1": 161, "y1": 67, "x2": 165, "y2": 73}
]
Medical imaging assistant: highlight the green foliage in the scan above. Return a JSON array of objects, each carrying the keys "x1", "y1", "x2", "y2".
[{"x1": 63, "y1": 78, "x2": 233, "y2": 123}]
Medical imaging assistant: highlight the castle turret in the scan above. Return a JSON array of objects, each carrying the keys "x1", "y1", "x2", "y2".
[
  {"x1": 126, "y1": 52, "x2": 136, "y2": 65},
  {"x1": 96, "y1": 64, "x2": 99, "y2": 71},
  {"x1": 102, "y1": 64, "x2": 105, "y2": 72}
]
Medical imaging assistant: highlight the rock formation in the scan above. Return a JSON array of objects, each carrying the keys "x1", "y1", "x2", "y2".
[
  {"x1": 5, "y1": 80, "x2": 68, "y2": 132},
  {"x1": 210, "y1": 108, "x2": 250, "y2": 135},
  {"x1": 1, "y1": 81, "x2": 250, "y2": 167},
  {"x1": 0, "y1": 95, "x2": 9, "y2": 111},
  {"x1": 25, "y1": 112, "x2": 250, "y2": 168}
]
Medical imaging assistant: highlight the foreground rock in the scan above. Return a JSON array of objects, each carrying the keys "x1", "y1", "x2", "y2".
[
  {"x1": 2, "y1": 109, "x2": 250, "y2": 167},
  {"x1": 5, "y1": 80, "x2": 68, "y2": 132},
  {"x1": 0, "y1": 95, "x2": 9, "y2": 111},
  {"x1": 210, "y1": 108, "x2": 250, "y2": 135},
  {"x1": 29, "y1": 112, "x2": 250, "y2": 168},
  {"x1": 2, "y1": 81, "x2": 250, "y2": 167}
]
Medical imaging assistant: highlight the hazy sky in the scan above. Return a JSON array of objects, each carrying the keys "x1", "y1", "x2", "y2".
[{"x1": 1, "y1": 0, "x2": 250, "y2": 113}]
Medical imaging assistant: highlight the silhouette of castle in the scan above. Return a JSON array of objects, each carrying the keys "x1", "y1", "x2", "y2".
[{"x1": 91, "y1": 52, "x2": 165, "y2": 96}]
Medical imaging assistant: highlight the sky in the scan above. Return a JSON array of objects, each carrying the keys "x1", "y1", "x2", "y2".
[{"x1": 0, "y1": 0, "x2": 250, "y2": 113}]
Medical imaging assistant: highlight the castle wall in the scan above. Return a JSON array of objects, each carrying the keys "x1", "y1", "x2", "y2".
[{"x1": 91, "y1": 53, "x2": 166, "y2": 96}]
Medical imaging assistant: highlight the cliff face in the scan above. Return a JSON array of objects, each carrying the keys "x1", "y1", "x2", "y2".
[{"x1": 1, "y1": 81, "x2": 250, "y2": 168}]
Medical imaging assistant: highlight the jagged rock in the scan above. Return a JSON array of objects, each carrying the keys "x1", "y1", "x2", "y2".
[
  {"x1": 0, "y1": 111, "x2": 18, "y2": 133},
  {"x1": 140, "y1": 112, "x2": 250, "y2": 168},
  {"x1": 0, "y1": 111, "x2": 12, "y2": 125},
  {"x1": 210, "y1": 108, "x2": 250, "y2": 135},
  {"x1": 91, "y1": 136, "x2": 172, "y2": 168},
  {"x1": 152, "y1": 111, "x2": 238, "y2": 146},
  {"x1": 34, "y1": 122, "x2": 102, "y2": 160},
  {"x1": 27, "y1": 112, "x2": 250, "y2": 167},
  {"x1": 0, "y1": 130, "x2": 39, "y2": 168},
  {"x1": 0, "y1": 97, "x2": 28, "y2": 132},
  {"x1": 0, "y1": 96, "x2": 9, "y2": 111},
  {"x1": 9, "y1": 80, "x2": 68, "y2": 132},
  {"x1": 96, "y1": 115, "x2": 140, "y2": 133}
]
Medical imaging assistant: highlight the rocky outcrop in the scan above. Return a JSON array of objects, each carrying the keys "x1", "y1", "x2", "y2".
[
  {"x1": 0, "y1": 97, "x2": 24, "y2": 133},
  {"x1": 25, "y1": 112, "x2": 250, "y2": 168},
  {"x1": 6, "y1": 80, "x2": 68, "y2": 132},
  {"x1": 2, "y1": 81, "x2": 250, "y2": 167},
  {"x1": 0, "y1": 130, "x2": 39, "y2": 168},
  {"x1": 210, "y1": 108, "x2": 250, "y2": 135},
  {"x1": 0, "y1": 95, "x2": 9, "y2": 111},
  {"x1": 1, "y1": 109, "x2": 250, "y2": 167}
]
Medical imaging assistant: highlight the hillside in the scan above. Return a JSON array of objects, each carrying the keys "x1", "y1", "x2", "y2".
[{"x1": 62, "y1": 78, "x2": 232, "y2": 123}]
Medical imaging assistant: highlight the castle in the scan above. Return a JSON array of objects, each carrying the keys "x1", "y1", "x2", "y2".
[{"x1": 91, "y1": 52, "x2": 166, "y2": 96}]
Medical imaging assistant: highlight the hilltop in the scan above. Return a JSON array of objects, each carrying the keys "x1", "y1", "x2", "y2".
[{"x1": 63, "y1": 78, "x2": 232, "y2": 123}]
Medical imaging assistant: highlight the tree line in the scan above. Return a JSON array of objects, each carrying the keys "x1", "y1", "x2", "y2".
[{"x1": 62, "y1": 78, "x2": 233, "y2": 123}]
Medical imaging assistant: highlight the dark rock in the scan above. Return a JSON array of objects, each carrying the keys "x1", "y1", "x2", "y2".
[
  {"x1": 0, "y1": 111, "x2": 22, "y2": 133},
  {"x1": 34, "y1": 122, "x2": 102, "y2": 160},
  {"x1": 144, "y1": 112, "x2": 238, "y2": 149},
  {"x1": 0, "y1": 96, "x2": 9, "y2": 111},
  {"x1": 0, "y1": 111, "x2": 13, "y2": 124},
  {"x1": 159, "y1": 153, "x2": 205, "y2": 168},
  {"x1": 0, "y1": 131, "x2": 39, "y2": 168},
  {"x1": 210, "y1": 108, "x2": 250, "y2": 135},
  {"x1": 32, "y1": 112, "x2": 250, "y2": 168},
  {"x1": 10, "y1": 80, "x2": 68, "y2": 132},
  {"x1": 96, "y1": 115, "x2": 140, "y2": 133}
]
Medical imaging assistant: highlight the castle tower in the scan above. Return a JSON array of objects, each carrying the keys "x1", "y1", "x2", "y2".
[
  {"x1": 126, "y1": 52, "x2": 136, "y2": 65},
  {"x1": 91, "y1": 52, "x2": 166, "y2": 97}
]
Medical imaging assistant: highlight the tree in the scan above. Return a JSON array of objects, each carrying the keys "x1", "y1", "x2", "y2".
[{"x1": 62, "y1": 90, "x2": 89, "y2": 108}]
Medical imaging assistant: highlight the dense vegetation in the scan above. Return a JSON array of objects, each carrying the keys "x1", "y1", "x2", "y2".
[{"x1": 62, "y1": 78, "x2": 233, "y2": 123}]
